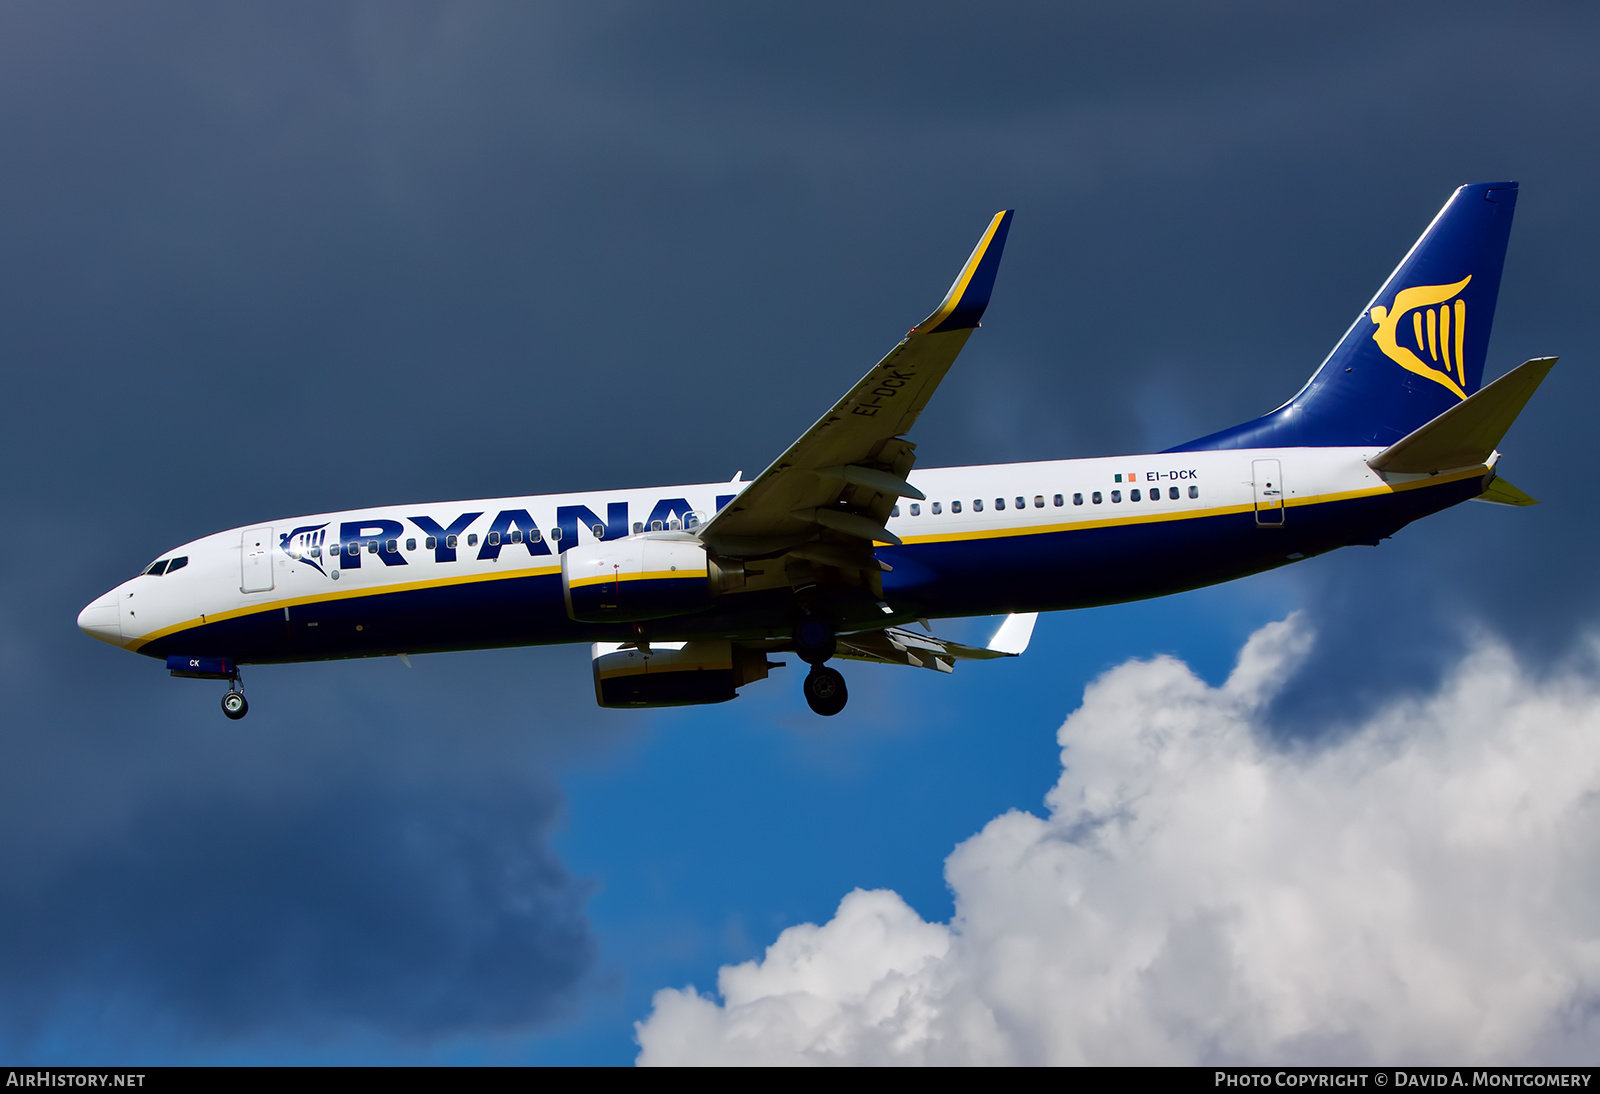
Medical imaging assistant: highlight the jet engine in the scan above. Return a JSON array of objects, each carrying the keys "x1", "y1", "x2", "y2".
[
  {"x1": 591, "y1": 640, "x2": 772, "y2": 707},
  {"x1": 561, "y1": 534, "x2": 712, "y2": 622}
]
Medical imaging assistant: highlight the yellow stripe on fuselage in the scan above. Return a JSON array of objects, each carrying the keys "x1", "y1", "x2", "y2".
[
  {"x1": 886, "y1": 465, "x2": 1484, "y2": 547},
  {"x1": 567, "y1": 568, "x2": 709, "y2": 590},
  {"x1": 127, "y1": 563, "x2": 563, "y2": 652},
  {"x1": 130, "y1": 467, "x2": 1483, "y2": 652}
]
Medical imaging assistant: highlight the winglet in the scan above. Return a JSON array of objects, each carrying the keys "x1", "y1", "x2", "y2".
[
  {"x1": 986, "y1": 612, "x2": 1037, "y2": 655},
  {"x1": 916, "y1": 210, "x2": 1015, "y2": 334}
]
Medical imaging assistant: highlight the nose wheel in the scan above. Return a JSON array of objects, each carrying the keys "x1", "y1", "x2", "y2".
[
  {"x1": 803, "y1": 665, "x2": 848, "y2": 716},
  {"x1": 221, "y1": 683, "x2": 248, "y2": 720}
]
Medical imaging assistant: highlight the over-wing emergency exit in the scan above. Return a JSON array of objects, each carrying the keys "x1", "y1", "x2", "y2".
[{"x1": 78, "y1": 184, "x2": 1553, "y2": 719}]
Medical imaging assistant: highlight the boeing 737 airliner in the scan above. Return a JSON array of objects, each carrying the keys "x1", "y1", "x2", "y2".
[{"x1": 79, "y1": 183, "x2": 1552, "y2": 718}]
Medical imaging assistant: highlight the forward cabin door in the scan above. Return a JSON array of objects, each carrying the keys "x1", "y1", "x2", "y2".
[
  {"x1": 1252, "y1": 460, "x2": 1284, "y2": 526},
  {"x1": 241, "y1": 527, "x2": 275, "y2": 592}
]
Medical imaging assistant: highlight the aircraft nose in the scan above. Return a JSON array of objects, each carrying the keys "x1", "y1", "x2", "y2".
[{"x1": 77, "y1": 591, "x2": 123, "y2": 646}]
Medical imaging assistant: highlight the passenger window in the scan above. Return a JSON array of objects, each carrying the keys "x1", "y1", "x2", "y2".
[
  {"x1": 995, "y1": 497, "x2": 1005, "y2": 510},
  {"x1": 909, "y1": 503, "x2": 921, "y2": 516},
  {"x1": 651, "y1": 520, "x2": 664, "y2": 531},
  {"x1": 347, "y1": 543, "x2": 360, "y2": 556},
  {"x1": 1189, "y1": 485, "x2": 1199, "y2": 499},
  {"x1": 145, "y1": 559, "x2": 169, "y2": 576},
  {"x1": 367, "y1": 540, "x2": 378, "y2": 553},
  {"x1": 550, "y1": 527, "x2": 561, "y2": 541},
  {"x1": 931, "y1": 502, "x2": 942, "y2": 515},
  {"x1": 1169, "y1": 487, "x2": 1179, "y2": 500},
  {"x1": 427, "y1": 536, "x2": 438, "y2": 550},
  {"x1": 1073, "y1": 493, "x2": 1084, "y2": 506},
  {"x1": 310, "y1": 545, "x2": 321, "y2": 558},
  {"x1": 891, "y1": 505, "x2": 901, "y2": 517},
  {"x1": 1015, "y1": 497, "x2": 1025, "y2": 509},
  {"x1": 384, "y1": 539, "x2": 397, "y2": 553},
  {"x1": 467, "y1": 534, "x2": 478, "y2": 547},
  {"x1": 1053, "y1": 494, "x2": 1063, "y2": 507},
  {"x1": 509, "y1": 529, "x2": 522, "y2": 545},
  {"x1": 684, "y1": 514, "x2": 700, "y2": 530},
  {"x1": 529, "y1": 528, "x2": 542, "y2": 542},
  {"x1": 1131, "y1": 489, "x2": 1141, "y2": 502},
  {"x1": 445, "y1": 535, "x2": 456, "y2": 549},
  {"x1": 487, "y1": 531, "x2": 501, "y2": 547},
  {"x1": 1034, "y1": 496, "x2": 1044, "y2": 508},
  {"x1": 1092, "y1": 492, "x2": 1103, "y2": 504},
  {"x1": 405, "y1": 538, "x2": 416, "y2": 551},
  {"x1": 666, "y1": 519, "x2": 679, "y2": 532},
  {"x1": 633, "y1": 521, "x2": 644, "y2": 534},
  {"x1": 951, "y1": 500, "x2": 962, "y2": 513},
  {"x1": 1111, "y1": 490, "x2": 1122, "y2": 503},
  {"x1": 974, "y1": 499, "x2": 984, "y2": 512}
]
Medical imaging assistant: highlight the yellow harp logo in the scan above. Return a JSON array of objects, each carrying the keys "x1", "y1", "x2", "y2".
[{"x1": 1369, "y1": 275, "x2": 1471, "y2": 399}]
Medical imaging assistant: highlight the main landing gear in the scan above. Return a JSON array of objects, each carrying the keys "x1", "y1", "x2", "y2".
[
  {"x1": 794, "y1": 616, "x2": 848, "y2": 717},
  {"x1": 803, "y1": 665, "x2": 848, "y2": 717},
  {"x1": 221, "y1": 677, "x2": 249, "y2": 720}
]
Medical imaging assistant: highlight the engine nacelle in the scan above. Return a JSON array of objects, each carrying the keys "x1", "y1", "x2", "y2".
[
  {"x1": 591, "y1": 640, "x2": 771, "y2": 708},
  {"x1": 562, "y1": 534, "x2": 711, "y2": 622}
]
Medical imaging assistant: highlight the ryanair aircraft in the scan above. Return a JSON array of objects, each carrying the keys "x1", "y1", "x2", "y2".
[{"x1": 78, "y1": 183, "x2": 1552, "y2": 719}]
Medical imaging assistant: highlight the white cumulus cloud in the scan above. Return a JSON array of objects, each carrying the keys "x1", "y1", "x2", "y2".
[{"x1": 635, "y1": 615, "x2": 1600, "y2": 1065}]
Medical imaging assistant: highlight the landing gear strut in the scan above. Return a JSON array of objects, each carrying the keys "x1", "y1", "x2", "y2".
[
  {"x1": 221, "y1": 675, "x2": 248, "y2": 720},
  {"x1": 793, "y1": 616, "x2": 847, "y2": 715},
  {"x1": 803, "y1": 665, "x2": 848, "y2": 717},
  {"x1": 793, "y1": 616, "x2": 837, "y2": 666}
]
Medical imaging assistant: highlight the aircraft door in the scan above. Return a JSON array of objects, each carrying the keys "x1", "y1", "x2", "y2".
[
  {"x1": 241, "y1": 527, "x2": 275, "y2": 592},
  {"x1": 1252, "y1": 460, "x2": 1284, "y2": 526}
]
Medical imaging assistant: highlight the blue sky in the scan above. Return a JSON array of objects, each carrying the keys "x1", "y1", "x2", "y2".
[{"x1": 2, "y1": 1, "x2": 1597, "y2": 1064}]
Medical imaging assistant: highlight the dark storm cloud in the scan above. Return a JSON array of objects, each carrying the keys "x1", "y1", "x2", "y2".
[
  {"x1": 0, "y1": 774, "x2": 591, "y2": 1046},
  {"x1": 0, "y1": 541, "x2": 605, "y2": 1054},
  {"x1": 2, "y1": 0, "x2": 1597, "y2": 1054}
]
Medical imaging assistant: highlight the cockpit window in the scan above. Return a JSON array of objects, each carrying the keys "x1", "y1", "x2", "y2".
[
  {"x1": 144, "y1": 559, "x2": 169, "y2": 576},
  {"x1": 165, "y1": 556, "x2": 188, "y2": 574}
]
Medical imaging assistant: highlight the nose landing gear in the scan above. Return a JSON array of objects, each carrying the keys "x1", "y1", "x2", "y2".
[{"x1": 221, "y1": 675, "x2": 248, "y2": 720}]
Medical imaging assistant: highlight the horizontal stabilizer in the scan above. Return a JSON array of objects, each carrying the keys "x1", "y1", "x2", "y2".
[
  {"x1": 1475, "y1": 476, "x2": 1538, "y2": 507},
  {"x1": 1369, "y1": 356, "x2": 1556, "y2": 475}
]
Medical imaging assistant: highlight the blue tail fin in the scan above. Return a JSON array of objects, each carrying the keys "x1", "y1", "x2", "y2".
[{"x1": 1169, "y1": 182, "x2": 1518, "y2": 452}]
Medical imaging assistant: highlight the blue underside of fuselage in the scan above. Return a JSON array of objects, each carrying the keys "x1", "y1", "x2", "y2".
[{"x1": 139, "y1": 476, "x2": 1483, "y2": 666}]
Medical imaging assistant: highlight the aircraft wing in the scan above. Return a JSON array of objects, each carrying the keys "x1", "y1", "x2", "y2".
[
  {"x1": 699, "y1": 210, "x2": 1014, "y2": 559},
  {"x1": 834, "y1": 612, "x2": 1038, "y2": 673}
]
